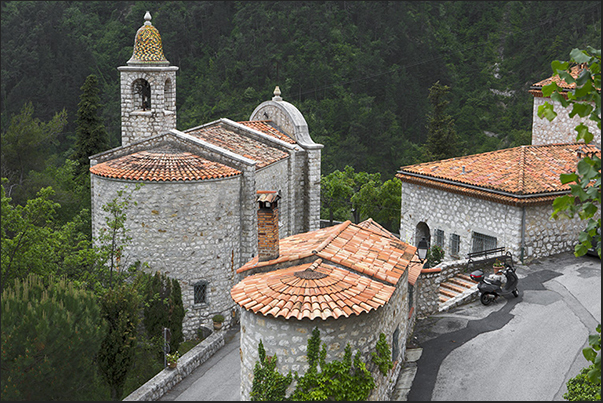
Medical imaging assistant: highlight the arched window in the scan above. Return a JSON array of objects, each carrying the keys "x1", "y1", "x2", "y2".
[{"x1": 133, "y1": 78, "x2": 151, "y2": 110}]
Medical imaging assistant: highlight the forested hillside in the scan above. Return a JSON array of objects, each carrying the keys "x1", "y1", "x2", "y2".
[{"x1": 1, "y1": 1, "x2": 601, "y2": 183}]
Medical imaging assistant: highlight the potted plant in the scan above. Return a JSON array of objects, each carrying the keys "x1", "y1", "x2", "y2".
[
  {"x1": 492, "y1": 259, "x2": 505, "y2": 273},
  {"x1": 166, "y1": 351, "x2": 180, "y2": 369},
  {"x1": 212, "y1": 314, "x2": 225, "y2": 330}
]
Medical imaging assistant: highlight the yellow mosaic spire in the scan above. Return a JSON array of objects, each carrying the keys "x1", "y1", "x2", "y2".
[{"x1": 127, "y1": 11, "x2": 169, "y2": 65}]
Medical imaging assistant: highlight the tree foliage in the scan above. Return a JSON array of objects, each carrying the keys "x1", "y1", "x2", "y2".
[
  {"x1": 321, "y1": 165, "x2": 401, "y2": 233},
  {"x1": 1, "y1": 273, "x2": 106, "y2": 401},
  {"x1": 72, "y1": 74, "x2": 109, "y2": 180},
  {"x1": 539, "y1": 46, "x2": 601, "y2": 259},
  {"x1": 421, "y1": 81, "x2": 460, "y2": 162},
  {"x1": 97, "y1": 281, "x2": 141, "y2": 401},
  {"x1": 0, "y1": 182, "x2": 96, "y2": 292},
  {"x1": 142, "y1": 271, "x2": 186, "y2": 356}
]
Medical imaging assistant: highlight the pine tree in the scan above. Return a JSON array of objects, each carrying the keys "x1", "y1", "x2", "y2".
[
  {"x1": 422, "y1": 81, "x2": 460, "y2": 162},
  {"x1": 72, "y1": 74, "x2": 109, "y2": 180},
  {"x1": 1, "y1": 274, "x2": 105, "y2": 401}
]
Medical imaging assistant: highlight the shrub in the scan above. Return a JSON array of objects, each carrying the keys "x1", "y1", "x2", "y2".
[{"x1": 564, "y1": 364, "x2": 601, "y2": 401}]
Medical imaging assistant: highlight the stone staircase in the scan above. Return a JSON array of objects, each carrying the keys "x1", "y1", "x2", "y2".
[{"x1": 438, "y1": 273, "x2": 480, "y2": 312}]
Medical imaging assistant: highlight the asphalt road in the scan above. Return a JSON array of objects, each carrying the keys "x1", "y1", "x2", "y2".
[
  {"x1": 159, "y1": 326, "x2": 241, "y2": 401},
  {"x1": 408, "y1": 251, "x2": 601, "y2": 401}
]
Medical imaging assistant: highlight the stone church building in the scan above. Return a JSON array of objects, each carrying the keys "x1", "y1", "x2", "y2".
[
  {"x1": 397, "y1": 63, "x2": 601, "y2": 264},
  {"x1": 89, "y1": 12, "x2": 322, "y2": 338}
]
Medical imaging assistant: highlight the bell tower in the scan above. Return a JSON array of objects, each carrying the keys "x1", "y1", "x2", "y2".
[{"x1": 118, "y1": 11, "x2": 179, "y2": 147}]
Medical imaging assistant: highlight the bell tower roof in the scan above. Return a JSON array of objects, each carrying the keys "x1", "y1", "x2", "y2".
[{"x1": 127, "y1": 11, "x2": 169, "y2": 66}]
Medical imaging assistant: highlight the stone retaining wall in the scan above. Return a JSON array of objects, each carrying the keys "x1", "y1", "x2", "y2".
[{"x1": 123, "y1": 330, "x2": 225, "y2": 401}]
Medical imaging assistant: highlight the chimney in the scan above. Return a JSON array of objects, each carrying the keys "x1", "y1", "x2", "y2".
[{"x1": 256, "y1": 191, "x2": 281, "y2": 261}]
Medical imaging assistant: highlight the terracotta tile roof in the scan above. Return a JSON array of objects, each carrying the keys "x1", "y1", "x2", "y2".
[
  {"x1": 396, "y1": 143, "x2": 600, "y2": 205},
  {"x1": 238, "y1": 220, "x2": 417, "y2": 286},
  {"x1": 230, "y1": 258, "x2": 397, "y2": 320},
  {"x1": 237, "y1": 120, "x2": 297, "y2": 144},
  {"x1": 90, "y1": 145, "x2": 240, "y2": 181},
  {"x1": 529, "y1": 64, "x2": 599, "y2": 97},
  {"x1": 186, "y1": 121, "x2": 290, "y2": 168},
  {"x1": 356, "y1": 218, "x2": 399, "y2": 240}
]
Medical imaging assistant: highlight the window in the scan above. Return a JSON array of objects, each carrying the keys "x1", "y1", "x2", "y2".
[
  {"x1": 133, "y1": 78, "x2": 151, "y2": 110},
  {"x1": 471, "y1": 232, "x2": 497, "y2": 253},
  {"x1": 434, "y1": 229, "x2": 445, "y2": 248},
  {"x1": 194, "y1": 280, "x2": 208, "y2": 304},
  {"x1": 450, "y1": 234, "x2": 461, "y2": 257}
]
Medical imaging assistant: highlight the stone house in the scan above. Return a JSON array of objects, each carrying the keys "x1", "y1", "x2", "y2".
[
  {"x1": 231, "y1": 195, "x2": 422, "y2": 400},
  {"x1": 397, "y1": 64, "x2": 601, "y2": 264},
  {"x1": 89, "y1": 12, "x2": 322, "y2": 338}
]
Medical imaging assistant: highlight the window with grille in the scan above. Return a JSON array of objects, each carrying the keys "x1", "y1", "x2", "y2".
[
  {"x1": 194, "y1": 281, "x2": 208, "y2": 304},
  {"x1": 450, "y1": 234, "x2": 461, "y2": 257},
  {"x1": 471, "y1": 232, "x2": 497, "y2": 253},
  {"x1": 435, "y1": 229, "x2": 445, "y2": 247}
]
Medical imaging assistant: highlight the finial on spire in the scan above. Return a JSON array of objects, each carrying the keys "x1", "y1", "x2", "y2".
[
  {"x1": 144, "y1": 11, "x2": 152, "y2": 25},
  {"x1": 272, "y1": 86, "x2": 282, "y2": 101}
]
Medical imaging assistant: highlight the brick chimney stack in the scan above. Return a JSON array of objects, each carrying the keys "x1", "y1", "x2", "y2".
[{"x1": 256, "y1": 191, "x2": 281, "y2": 261}]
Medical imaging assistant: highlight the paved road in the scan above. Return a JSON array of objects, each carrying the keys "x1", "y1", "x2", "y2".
[
  {"x1": 409, "y1": 251, "x2": 601, "y2": 401},
  {"x1": 159, "y1": 326, "x2": 241, "y2": 401}
]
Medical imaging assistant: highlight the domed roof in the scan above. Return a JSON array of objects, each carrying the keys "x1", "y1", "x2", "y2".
[{"x1": 127, "y1": 11, "x2": 169, "y2": 65}]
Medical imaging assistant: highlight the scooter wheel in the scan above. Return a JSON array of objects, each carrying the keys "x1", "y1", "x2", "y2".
[
  {"x1": 512, "y1": 289, "x2": 519, "y2": 297},
  {"x1": 480, "y1": 293, "x2": 493, "y2": 306}
]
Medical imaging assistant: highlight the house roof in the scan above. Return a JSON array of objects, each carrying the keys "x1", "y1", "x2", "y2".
[
  {"x1": 230, "y1": 258, "x2": 397, "y2": 321},
  {"x1": 186, "y1": 120, "x2": 290, "y2": 168},
  {"x1": 396, "y1": 143, "x2": 601, "y2": 206},
  {"x1": 238, "y1": 220, "x2": 417, "y2": 286},
  {"x1": 238, "y1": 120, "x2": 297, "y2": 145},
  {"x1": 529, "y1": 64, "x2": 596, "y2": 97},
  {"x1": 90, "y1": 144, "x2": 241, "y2": 181},
  {"x1": 91, "y1": 118, "x2": 295, "y2": 181}
]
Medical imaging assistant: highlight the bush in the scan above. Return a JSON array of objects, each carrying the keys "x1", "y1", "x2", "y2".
[
  {"x1": 427, "y1": 245, "x2": 445, "y2": 267},
  {"x1": 564, "y1": 364, "x2": 601, "y2": 401}
]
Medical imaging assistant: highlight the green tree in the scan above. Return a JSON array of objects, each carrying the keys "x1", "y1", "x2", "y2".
[
  {"x1": 0, "y1": 102, "x2": 67, "y2": 203},
  {"x1": 95, "y1": 183, "x2": 142, "y2": 289},
  {"x1": 97, "y1": 281, "x2": 141, "y2": 401},
  {"x1": 1, "y1": 273, "x2": 106, "y2": 401},
  {"x1": 421, "y1": 81, "x2": 460, "y2": 162},
  {"x1": 142, "y1": 271, "x2": 185, "y2": 359},
  {"x1": 72, "y1": 74, "x2": 109, "y2": 180},
  {"x1": 539, "y1": 46, "x2": 600, "y2": 259},
  {"x1": 0, "y1": 182, "x2": 96, "y2": 292}
]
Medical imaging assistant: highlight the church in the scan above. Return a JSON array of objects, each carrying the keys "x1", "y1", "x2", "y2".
[{"x1": 89, "y1": 12, "x2": 322, "y2": 338}]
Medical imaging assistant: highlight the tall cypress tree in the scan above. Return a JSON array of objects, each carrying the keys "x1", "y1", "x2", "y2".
[
  {"x1": 421, "y1": 81, "x2": 460, "y2": 162},
  {"x1": 72, "y1": 74, "x2": 109, "y2": 180}
]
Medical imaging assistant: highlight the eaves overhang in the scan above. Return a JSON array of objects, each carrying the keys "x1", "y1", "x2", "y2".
[{"x1": 396, "y1": 171, "x2": 570, "y2": 207}]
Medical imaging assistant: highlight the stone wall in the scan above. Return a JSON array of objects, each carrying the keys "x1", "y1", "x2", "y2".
[
  {"x1": 532, "y1": 97, "x2": 600, "y2": 146},
  {"x1": 90, "y1": 175, "x2": 243, "y2": 339},
  {"x1": 238, "y1": 271, "x2": 409, "y2": 401},
  {"x1": 123, "y1": 330, "x2": 225, "y2": 401},
  {"x1": 524, "y1": 203, "x2": 598, "y2": 260},
  {"x1": 400, "y1": 182, "x2": 524, "y2": 260},
  {"x1": 399, "y1": 181, "x2": 596, "y2": 265}
]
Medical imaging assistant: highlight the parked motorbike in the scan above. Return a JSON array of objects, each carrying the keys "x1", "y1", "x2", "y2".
[{"x1": 470, "y1": 265, "x2": 519, "y2": 305}]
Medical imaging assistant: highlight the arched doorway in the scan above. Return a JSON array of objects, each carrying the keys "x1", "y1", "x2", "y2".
[{"x1": 415, "y1": 222, "x2": 431, "y2": 249}]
